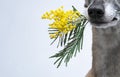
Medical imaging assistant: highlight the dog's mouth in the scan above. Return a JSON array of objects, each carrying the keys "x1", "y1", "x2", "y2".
[
  {"x1": 112, "y1": 17, "x2": 118, "y2": 21},
  {"x1": 91, "y1": 17, "x2": 117, "y2": 24},
  {"x1": 89, "y1": 17, "x2": 119, "y2": 28}
]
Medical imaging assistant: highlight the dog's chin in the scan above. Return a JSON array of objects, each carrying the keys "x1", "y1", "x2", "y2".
[{"x1": 90, "y1": 18, "x2": 119, "y2": 28}]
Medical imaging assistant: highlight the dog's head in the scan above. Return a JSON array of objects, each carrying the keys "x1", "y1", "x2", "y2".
[{"x1": 84, "y1": 0, "x2": 120, "y2": 28}]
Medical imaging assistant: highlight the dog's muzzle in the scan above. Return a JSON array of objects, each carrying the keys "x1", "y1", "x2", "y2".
[{"x1": 87, "y1": 4, "x2": 119, "y2": 28}]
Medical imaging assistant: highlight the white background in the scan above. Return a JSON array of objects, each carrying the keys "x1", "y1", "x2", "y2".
[{"x1": 0, "y1": 0, "x2": 92, "y2": 77}]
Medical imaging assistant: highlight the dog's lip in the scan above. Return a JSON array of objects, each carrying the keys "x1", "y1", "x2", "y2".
[
  {"x1": 112, "y1": 17, "x2": 117, "y2": 21},
  {"x1": 90, "y1": 17, "x2": 118, "y2": 25}
]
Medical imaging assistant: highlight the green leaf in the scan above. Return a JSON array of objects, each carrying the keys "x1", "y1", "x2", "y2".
[
  {"x1": 50, "y1": 35, "x2": 58, "y2": 45},
  {"x1": 68, "y1": 29, "x2": 73, "y2": 41},
  {"x1": 72, "y1": 5, "x2": 77, "y2": 11},
  {"x1": 64, "y1": 34, "x2": 68, "y2": 45},
  {"x1": 60, "y1": 36, "x2": 64, "y2": 47}
]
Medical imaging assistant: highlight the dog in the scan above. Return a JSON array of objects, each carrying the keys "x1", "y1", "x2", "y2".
[{"x1": 84, "y1": 0, "x2": 120, "y2": 77}]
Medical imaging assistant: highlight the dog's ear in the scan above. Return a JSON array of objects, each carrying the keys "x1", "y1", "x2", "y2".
[{"x1": 84, "y1": 0, "x2": 91, "y2": 8}]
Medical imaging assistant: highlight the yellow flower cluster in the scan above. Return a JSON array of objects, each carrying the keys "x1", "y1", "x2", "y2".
[{"x1": 42, "y1": 6, "x2": 81, "y2": 39}]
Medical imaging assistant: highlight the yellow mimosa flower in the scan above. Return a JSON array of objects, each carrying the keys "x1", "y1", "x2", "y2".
[{"x1": 42, "y1": 6, "x2": 81, "y2": 39}]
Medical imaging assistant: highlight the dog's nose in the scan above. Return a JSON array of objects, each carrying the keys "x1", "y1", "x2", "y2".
[{"x1": 88, "y1": 6, "x2": 104, "y2": 18}]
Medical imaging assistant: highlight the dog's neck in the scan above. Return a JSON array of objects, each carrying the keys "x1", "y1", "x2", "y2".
[{"x1": 92, "y1": 25, "x2": 120, "y2": 77}]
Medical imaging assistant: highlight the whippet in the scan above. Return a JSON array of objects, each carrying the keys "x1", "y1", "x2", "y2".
[{"x1": 84, "y1": 0, "x2": 120, "y2": 77}]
